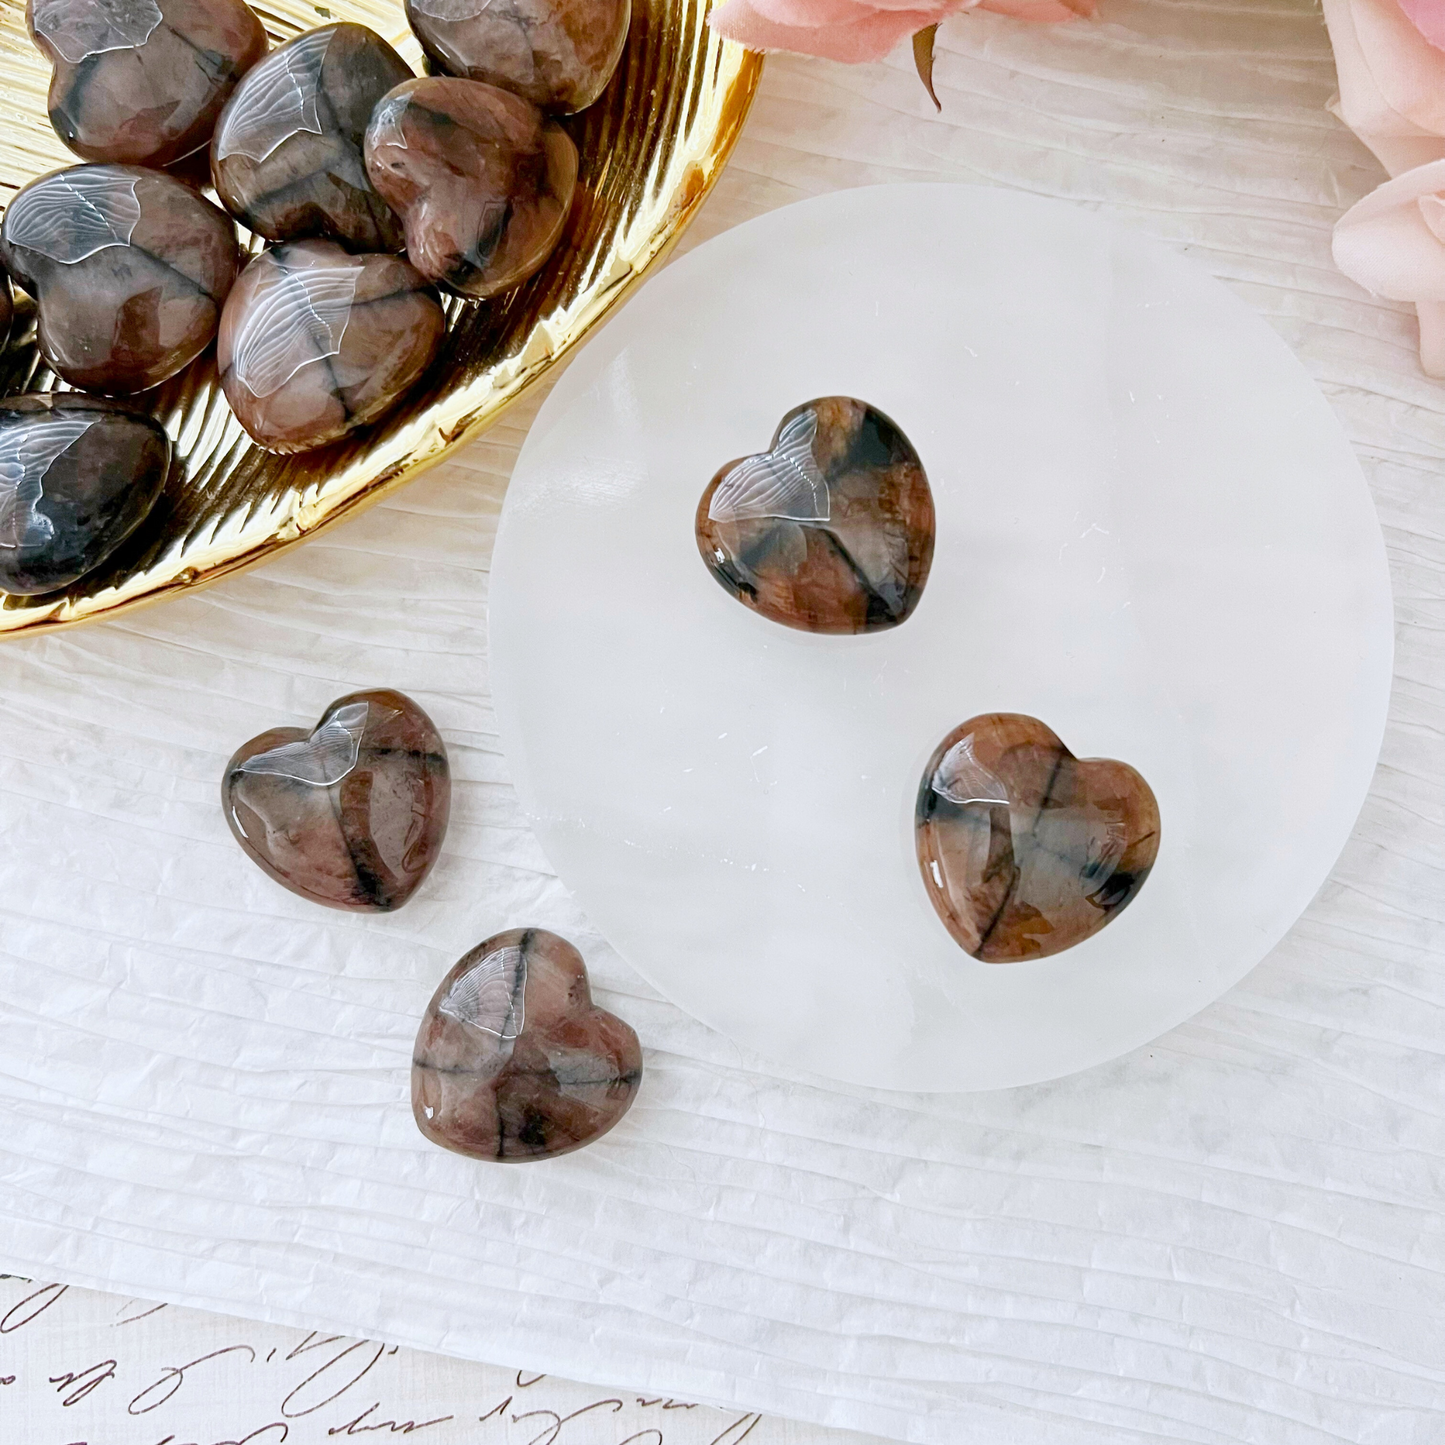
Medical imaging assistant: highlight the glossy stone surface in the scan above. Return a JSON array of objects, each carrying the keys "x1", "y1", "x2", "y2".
[
  {"x1": 30, "y1": 0, "x2": 265, "y2": 169},
  {"x1": 223, "y1": 688, "x2": 450, "y2": 911},
  {"x1": 364, "y1": 78, "x2": 578, "y2": 300},
  {"x1": 211, "y1": 24, "x2": 412, "y2": 252},
  {"x1": 696, "y1": 397, "x2": 935, "y2": 634},
  {"x1": 405, "y1": 0, "x2": 629, "y2": 114},
  {"x1": 217, "y1": 239, "x2": 446, "y2": 454},
  {"x1": 413, "y1": 928, "x2": 642, "y2": 1162},
  {"x1": 916, "y1": 713, "x2": 1161, "y2": 963},
  {"x1": 0, "y1": 262, "x2": 11, "y2": 351},
  {"x1": 0, "y1": 394, "x2": 170, "y2": 595},
  {"x1": 0, "y1": 164, "x2": 240, "y2": 394}
]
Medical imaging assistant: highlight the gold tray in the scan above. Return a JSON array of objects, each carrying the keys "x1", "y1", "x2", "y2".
[{"x1": 0, "y1": 0, "x2": 761, "y2": 635}]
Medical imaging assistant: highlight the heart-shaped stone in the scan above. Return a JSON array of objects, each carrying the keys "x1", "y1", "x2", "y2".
[
  {"x1": 29, "y1": 0, "x2": 266, "y2": 168},
  {"x1": 217, "y1": 239, "x2": 446, "y2": 454},
  {"x1": 0, "y1": 394, "x2": 170, "y2": 595},
  {"x1": 916, "y1": 713, "x2": 1160, "y2": 962},
  {"x1": 223, "y1": 689, "x2": 450, "y2": 912},
  {"x1": 0, "y1": 164, "x2": 241, "y2": 394},
  {"x1": 0, "y1": 261, "x2": 13, "y2": 352},
  {"x1": 412, "y1": 928, "x2": 642, "y2": 1162},
  {"x1": 695, "y1": 396, "x2": 935, "y2": 634},
  {"x1": 211, "y1": 24, "x2": 412, "y2": 253},
  {"x1": 364, "y1": 77, "x2": 578, "y2": 300},
  {"x1": 404, "y1": 0, "x2": 630, "y2": 114}
]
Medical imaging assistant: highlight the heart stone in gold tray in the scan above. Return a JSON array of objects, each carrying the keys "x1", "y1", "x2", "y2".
[{"x1": 0, "y1": 0, "x2": 761, "y2": 635}]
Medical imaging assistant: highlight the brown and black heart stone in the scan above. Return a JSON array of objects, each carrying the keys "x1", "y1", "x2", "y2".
[
  {"x1": 363, "y1": 77, "x2": 578, "y2": 300},
  {"x1": 223, "y1": 689, "x2": 450, "y2": 912},
  {"x1": 916, "y1": 713, "x2": 1160, "y2": 962},
  {"x1": 412, "y1": 928, "x2": 642, "y2": 1162},
  {"x1": 29, "y1": 0, "x2": 266, "y2": 168},
  {"x1": 0, "y1": 163, "x2": 241, "y2": 394},
  {"x1": 210, "y1": 23, "x2": 413, "y2": 253},
  {"x1": 696, "y1": 397, "x2": 935, "y2": 635},
  {"x1": 217, "y1": 239, "x2": 446, "y2": 454},
  {"x1": 404, "y1": 0, "x2": 630, "y2": 114},
  {"x1": 0, "y1": 393, "x2": 170, "y2": 595},
  {"x1": 0, "y1": 261, "x2": 12, "y2": 350}
]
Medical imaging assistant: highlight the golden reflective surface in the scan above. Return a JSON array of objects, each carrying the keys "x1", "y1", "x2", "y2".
[{"x1": 0, "y1": 0, "x2": 761, "y2": 634}]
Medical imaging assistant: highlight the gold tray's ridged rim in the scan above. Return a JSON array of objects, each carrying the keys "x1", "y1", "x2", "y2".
[{"x1": 0, "y1": 0, "x2": 763, "y2": 634}]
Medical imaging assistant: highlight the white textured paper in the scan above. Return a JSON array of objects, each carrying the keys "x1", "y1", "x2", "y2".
[{"x1": 0, "y1": 3, "x2": 1441, "y2": 1443}]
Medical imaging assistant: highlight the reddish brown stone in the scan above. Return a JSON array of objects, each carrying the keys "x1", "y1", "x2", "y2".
[
  {"x1": 211, "y1": 24, "x2": 412, "y2": 253},
  {"x1": 413, "y1": 928, "x2": 643, "y2": 1162},
  {"x1": 364, "y1": 77, "x2": 577, "y2": 300},
  {"x1": 0, "y1": 164, "x2": 240, "y2": 394},
  {"x1": 916, "y1": 714, "x2": 1161, "y2": 962},
  {"x1": 29, "y1": 0, "x2": 266, "y2": 167},
  {"x1": 0, "y1": 393, "x2": 170, "y2": 595},
  {"x1": 223, "y1": 688, "x2": 450, "y2": 912},
  {"x1": 405, "y1": 0, "x2": 630, "y2": 114},
  {"x1": 696, "y1": 397, "x2": 935, "y2": 635},
  {"x1": 217, "y1": 239, "x2": 446, "y2": 454}
]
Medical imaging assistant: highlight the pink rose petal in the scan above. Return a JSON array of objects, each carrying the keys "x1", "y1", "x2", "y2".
[
  {"x1": 1333, "y1": 156, "x2": 1445, "y2": 299},
  {"x1": 709, "y1": 0, "x2": 1089, "y2": 60},
  {"x1": 746, "y1": 0, "x2": 955, "y2": 29},
  {"x1": 709, "y1": 0, "x2": 950, "y2": 60},
  {"x1": 1323, "y1": 0, "x2": 1445, "y2": 175},
  {"x1": 1416, "y1": 299, "x2": 1445, "y2": 374},
  {"x1": 979, "y1": 0, "x2": 1094, "y2": 20},
  {"x1": 1398, "y1": 0, "x2": 1445, "y2": 50}
]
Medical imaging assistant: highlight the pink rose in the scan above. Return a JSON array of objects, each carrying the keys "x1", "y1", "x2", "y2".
[
  {"x1": 1322, "y1": 0, "x2": 1445, "y2": 176},
  {"x1": 1333, "y1": 156, "x2": 1445, "y2": 373},
  {"x1": 1398, "y1": 0, "x2": 1445, "y2": 48},
  {"x1": 708, "y1": 0, "x2": 1093, "y2": 67}
]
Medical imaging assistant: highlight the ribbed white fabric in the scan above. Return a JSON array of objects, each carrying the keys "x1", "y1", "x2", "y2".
[{"x1": 0, "y1": 4, "x2": 1440, "y2": 1442}]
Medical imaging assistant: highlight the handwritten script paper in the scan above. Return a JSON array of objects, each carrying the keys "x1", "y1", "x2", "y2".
[{"x1": 0, "y1": 1277, "x2": 870, "y2": 1445}]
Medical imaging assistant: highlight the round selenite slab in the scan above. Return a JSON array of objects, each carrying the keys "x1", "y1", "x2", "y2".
[{"x1": 489, "y1": 184, "x2": 1393, "y2": 1092}]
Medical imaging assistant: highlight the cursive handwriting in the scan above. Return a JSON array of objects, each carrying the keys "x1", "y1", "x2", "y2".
[
  {"x1": 0, "y1": 1276, "x2": 795, "y2": 1445},
  {"x1": 130, "y1": 1346, "x2": 258, "y2": 1415},
  {"x1": 50, "y1": 1358, "x2": 118, "y2": 1405},
  {"x1": 512, "y1": 1397, "x2": 626, "y2": 1445},
  {"x1": 1, "y1": 1280, "x2": 67, "y2": 1332},
  {"x1": 282, "y1": 1337, "x2": 392, "y2": 1418},
  {"x1": 326, "y1": 1402, "x2": 453, "y2": 1436}
]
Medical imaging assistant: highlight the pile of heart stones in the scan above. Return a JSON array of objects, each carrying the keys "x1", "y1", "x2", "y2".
[
  {"x1": 0, "y1": 0, "x2": 626, "y2": 597},
  {"x1": 223, "y1": 688, "x2": 643, "y2": 1161},
  {"x1": 696, "y1": 395, "x2": 1163, "y2": 962}
]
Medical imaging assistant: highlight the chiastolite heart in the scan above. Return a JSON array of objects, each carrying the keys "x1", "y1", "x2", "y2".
[
  {"x1": 695, "y1": 396, "x2": 935, "y2": 634},
  {"x1": 412, "y1": 928, "x2": 643, "y2": 1162},
  {"x1": 222, "y1": 689, "x2": 450, "y2": 912},
  {"x1": 916, "y1": 713, "x2": 1160, "y2": 962}
]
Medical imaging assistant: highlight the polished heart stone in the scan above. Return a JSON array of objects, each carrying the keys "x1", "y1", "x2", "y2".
[
  {"x1": 29, "y1": 0, "x2": 266, "y2": 167},
  {"x1": 695, "y1": 397, "x2": 936, "y2": 634},
  {"x1": 223, "y1": 688, "x2": 450, "y2": 911},
  {"x1": 413, "y1": 928, "x2": 643, "y2": 1162},
  {"x1": 916, "y1": 713, "x2": 1161, "y2": 962},
  {"x1": 0, "y1": 164, "x2": 240, "y2": 394},
  {"x1": 364, "y1": 77, "x2": 578, "y2": 300},
  {"x1": 0, "y1": 393, "x2": 170, "y2": 595},
  {"x1": 405, "y1": 0, "x2": 629, "y2": 114},
  {"x1": 217, "y1": 239, "x2": 446, "y2": 454},
  {"x1": 211, "y1": 24, "x2": 412, "y2": 253}
]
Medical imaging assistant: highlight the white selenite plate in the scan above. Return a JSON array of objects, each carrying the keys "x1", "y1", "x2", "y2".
[{"x1": 489, "y1": 184, "x2": 1393, "y2": 1092}]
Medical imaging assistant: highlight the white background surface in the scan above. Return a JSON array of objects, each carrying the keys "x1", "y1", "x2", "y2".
[
  {"x1": 1, "y1": 2, "x2": 1443, "y2": 1442},
  {"x1": 490, "y1": 183, "x2": 1393, "y2": 1090}
]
